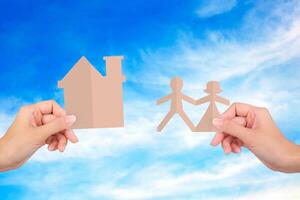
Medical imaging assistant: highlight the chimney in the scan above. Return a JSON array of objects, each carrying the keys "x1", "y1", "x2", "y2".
[{"x1": 103, "y1": 56, "x2": 125, "y2": 81}]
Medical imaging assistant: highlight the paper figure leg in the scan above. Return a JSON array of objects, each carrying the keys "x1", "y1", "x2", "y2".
[
  {"x1": 157, "y1": 111, "x2": 175, "y2": 132},
  {"x1": 179, "y1": 111, "x2": 196, "y2": 131}
]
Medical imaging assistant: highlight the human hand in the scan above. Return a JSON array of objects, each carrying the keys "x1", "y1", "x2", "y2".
[
  {"x1": 211, "y1": 103, "x2": 300, "y2": 173},
  {"x1": 0, "y1": 100, "x2": 78, "y2": 171}
]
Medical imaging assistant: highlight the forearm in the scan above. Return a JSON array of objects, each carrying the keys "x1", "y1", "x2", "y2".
[
  {"x1": 0, "y1": 134, "x2": 19, "y2": 172},
  {"x1": 0, "y1": 136, "x2": 9, "y2": 171},
  {"x1": 273, "y1": 140, "x2": 300, "y2": 173}
]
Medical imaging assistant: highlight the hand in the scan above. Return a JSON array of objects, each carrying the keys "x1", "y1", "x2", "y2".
[
  {"x1": 0, "y1": 100, "x2": 78, "y2": 171},
  {"x1": 211, "y1": 102, "x2": 300, "y2": 173}
]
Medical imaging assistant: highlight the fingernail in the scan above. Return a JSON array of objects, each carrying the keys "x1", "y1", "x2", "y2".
[
  {"x1": 213, "y1": 118, "x2": 223, "y2": 129},
  {"x1": 210, "y1": 140, "x2": 217, "y2": 146},
  {"x1": 225, "y1": 150, "x2": 231, "y2": 155},
  {"x1": 48, "y1": 145, "x2": 55, "y2": 151},
  {"x1": 224, "y1": 148, "x2": 231, "y2": 154},
  {"x1": 65, "y1": 115, "x2": 76, "y2": 127},
  {"x1": 71, "y1": 137, "x2": 79, "y2": 143}
]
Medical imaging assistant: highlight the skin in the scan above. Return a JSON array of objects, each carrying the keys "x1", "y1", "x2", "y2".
[
  {"x1": 211, "y1": 102, "x2": 300, "y2": 173},
  {"x1": 0, "y1": 100, "x2": 78, "y2": 172}
]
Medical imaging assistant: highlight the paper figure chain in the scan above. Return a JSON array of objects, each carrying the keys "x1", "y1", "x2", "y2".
[
  {"x1": 58, "y1": 56, "x2": 125, "y2": 129},
  {"x1": 156, "y1": 77, "x2": 230, "y2": 132}
]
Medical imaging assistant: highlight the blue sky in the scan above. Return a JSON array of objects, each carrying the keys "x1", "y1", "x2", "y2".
[{"x1": 1, "y1": 0, "x2": 300, "y2": 199}]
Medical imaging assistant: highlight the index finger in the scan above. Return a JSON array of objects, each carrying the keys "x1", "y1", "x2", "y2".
[
  {"x1": 221, "y1": 102, "x2": 255, "y2": 119},
  {"x1": 35, "y1": 100, "x2": 66, "y2": 117}
]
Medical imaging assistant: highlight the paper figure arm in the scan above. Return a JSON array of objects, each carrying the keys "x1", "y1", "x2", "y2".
[
  {"x1": 157, "y1": 94, "x2": 172, "y2": 105},
  {"x1": 182, "y1": 95, "x2": 197, "y2": 105},
  {"x1": 215, "y1": 95, "x2": 230, "y2": 105},
  {"x1": 195, "y1": 95, "x2": 210, "y2": 105}
]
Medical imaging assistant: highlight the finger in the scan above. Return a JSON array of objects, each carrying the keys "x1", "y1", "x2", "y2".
[
  {"x1": 213, "y1": 118, "x2": 254, "y2": 144},
  {"x1": 32, "y1": 109, "x2": 43, "y2": 127},
  {"x1": 221, "y1": 102, "x2": 256, "y2": 119},
  {"x1": 35, "y1": 100, "x2": 66, "y2": 117},
  {"x1": 222, "y1": 135, "x2": 233, "y2": 154},
  {"x1": 42, "y1": 114, "x2": 56, "y2": 124},
  {"x1": 234, "y1": 137, "x2": 243, "y2": 147},
  {"x1": 57, "y1": 133, "x2": 67, "y2": 152},
  {"x1": 64, "y1": 129, "x2": 78, "y2": 143},
  {"x1": 42, "y1": 114, "x2": 78, "y2": 143},
  {"x1": 35, "y1": 115, "x2": 76, "y2": 140},
  {"x1": 211, "y1": 117, "x2": 246, "y2": 146},
  {"x1": 45, "y1": 135, "x2": 55, "y2": 144},
  {"x1": 48, "y1": 138, "x2": 58, "y2": 151},
  {"x1": 231, "y1": 142, "x2": 241, "y2": 153},
  {"x1": 211, "y1": 132, "x2": 225, "y2": 146},
  {"x1": 232, "y1": 117, "x2": 246, "y2": 127},
  {"x1": 246, "y1": 110, "x2": 256, "y2": 128}
]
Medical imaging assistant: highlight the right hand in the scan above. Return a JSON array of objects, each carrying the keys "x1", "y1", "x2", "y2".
[{"x1": 211, "y1": 103, "x2": 300, "y2": 173}]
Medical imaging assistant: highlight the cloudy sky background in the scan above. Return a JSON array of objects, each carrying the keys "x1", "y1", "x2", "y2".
[{"x1": 0, "y1": 0, "x2": 300, "y2": 199}]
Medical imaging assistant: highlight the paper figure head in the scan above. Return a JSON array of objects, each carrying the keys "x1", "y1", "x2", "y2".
[
  {"x1": 170, "y1": 77, "x2": 183, "y2": 91},
  {"x1": 204, "y1": 81, "x2": 222, "y2": 94}
]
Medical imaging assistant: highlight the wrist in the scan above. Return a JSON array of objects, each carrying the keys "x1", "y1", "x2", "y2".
[
  {"x1": 291, "y1": 145, "x2": 300, "y2": 172},
  {"x1": 284, "y1": 142, "x2": 300, "y2": 173},
  {"x1": 0, "y1": 136, "x2": 8, "y2": 171}
]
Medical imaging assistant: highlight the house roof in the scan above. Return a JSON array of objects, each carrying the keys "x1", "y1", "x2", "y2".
[{"x1": 58, "y1": 56, "x2": 104, "y2": 88}]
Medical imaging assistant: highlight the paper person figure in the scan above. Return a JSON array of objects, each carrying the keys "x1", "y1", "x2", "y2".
[
  {"x1": 156, "y1": 77, "x2": 196, "y2": 132},
  {"x1": 58, "y1": 56, "x2": 125, "y2": 129},
  {"x1": 195, "y1": 81, "x2": 230, "y2": 132}
]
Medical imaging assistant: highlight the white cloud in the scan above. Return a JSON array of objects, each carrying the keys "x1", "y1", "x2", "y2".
[
  {"x1": 91, "y1": 154, "x2": 259, "y2": 199},
  {"x1": 196, "y1": 0, "x2": 237, "y2": 18},
  {"x1": 235, "y1": 184, "x2": 300, "y2": 200},
  {"x1": 228, "y1": 64, "x2": 300, "y2": 124},
  {"x1": 90, "y1": 153, "x2": 300, "y2": 199},
  {"x1": 134, "y1": 0, "x2": 300, "y2": 87},
  {"x1": 0, "y1": 113, "x2": 13, "y2": 136}
]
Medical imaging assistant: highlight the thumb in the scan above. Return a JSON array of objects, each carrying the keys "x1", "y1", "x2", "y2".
[
  {"x1": 213, "y1": 118, "x2": 253, "y2": 144},
  {"x1": 36, "y1": 115, "x2": 76, "y2": 140}
]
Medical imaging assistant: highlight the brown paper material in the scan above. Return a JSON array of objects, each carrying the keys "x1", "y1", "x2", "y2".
[
  {"x1": 156, "y1": 78, "x2": 230, "y2": 132},
  {"x1": 196, "y1": 81, "x2": 230, "y2": 132},
  {"x1": 156, "y1": 77, "x2": 196, "y2": 132},
  {"x1": 58, "y1": 56, "x2": 125, "y2": 129}
]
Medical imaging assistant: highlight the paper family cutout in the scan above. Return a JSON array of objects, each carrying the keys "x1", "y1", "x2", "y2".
[
  {"x1": 58, "y1": 56, "x2": 125, "y2": 129},
  {"x1": 57, "y1": 56, "x2": 227, "y2": 131},
  {"x1": 157, "y1": 77, "x2": 230, "y2": 132}
]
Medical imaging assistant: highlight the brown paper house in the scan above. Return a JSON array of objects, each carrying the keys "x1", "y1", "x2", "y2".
[{"x1": 58, "y1": 56, "x2": 125, "y2": 129}]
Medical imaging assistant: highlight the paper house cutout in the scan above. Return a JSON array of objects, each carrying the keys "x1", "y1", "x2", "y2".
[{"x1": 58, "y1": 56, "x2": 125, "y2": 129}]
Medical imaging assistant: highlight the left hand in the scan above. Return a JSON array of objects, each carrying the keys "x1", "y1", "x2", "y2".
[{"x1": 0, "y1": 100, "x2": 77, "y2": 171}]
